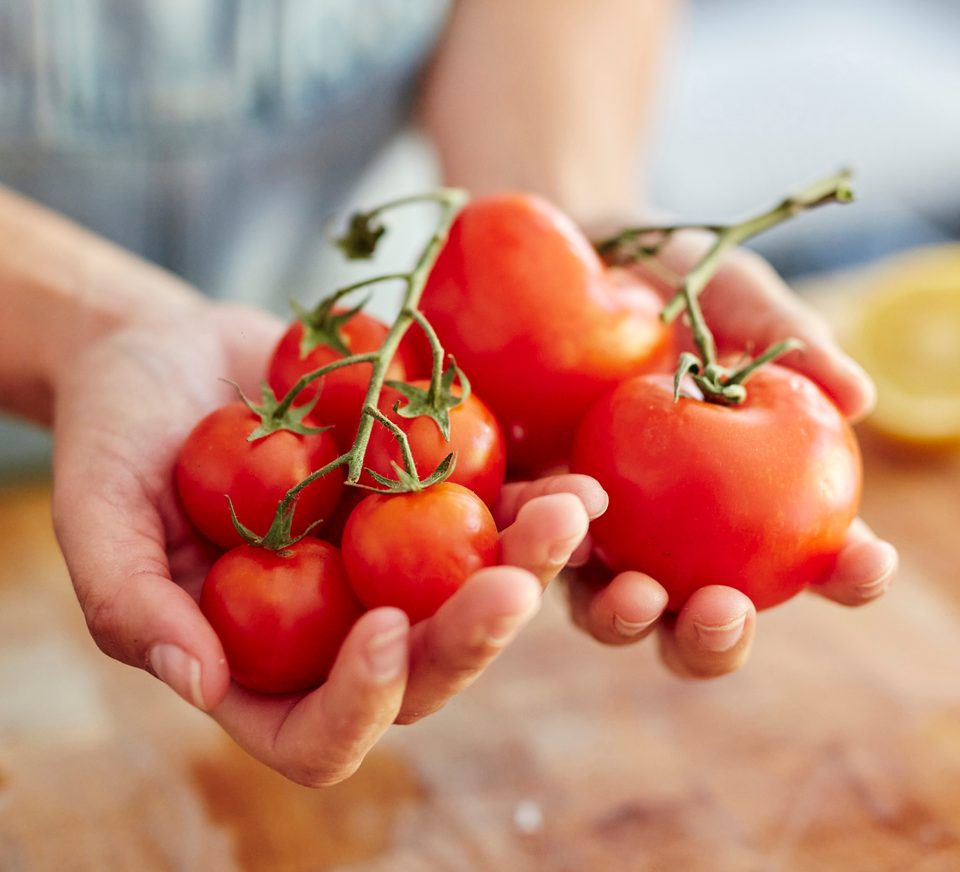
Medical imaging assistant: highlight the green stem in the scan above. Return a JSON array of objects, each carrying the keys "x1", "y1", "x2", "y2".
[
  {"x1": 344, "y1": 188, "x2": 468, "y2": 483},
  {"x1": 660, "y1": 170, "x2": 853, "y2": 329},
  {"x1": 265, "y1": 452, "x2": 351, "y2": 542},
  {"x1": 272, "y1": 351, "x2": 379, "y2": 418},
  {"x1": 317, "y1": 273, "x2": 411, "y2": 309},
  {"x1": 411, "y1": 308, "x2": 447, "y2": 403},
  {"x1": 231, "y1": 188, "x2": 468, "y2": 550},
  {"x1": 596, "y1": 170, "x2": 853, "y2": 405},
  {"x1": 364, "y1": 406, "x2": 418, "y2": 477}
]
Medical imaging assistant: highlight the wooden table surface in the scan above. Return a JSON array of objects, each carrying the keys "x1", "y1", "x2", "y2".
[{"x1": 2, "y1": 323, "x2": 960, "y2": 870}]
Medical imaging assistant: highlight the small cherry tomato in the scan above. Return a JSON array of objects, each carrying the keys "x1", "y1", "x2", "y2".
[
  {"x1": 201, "y1": 538, "x2": 364, "y2": 694},
  {"x1": 267, "y1": 310, "x2": 423, "y2": 447},
  {"x1": 174, "y1": 402, "x2": 343, "y2": 549},
  {"x1": 571, "y1": 365, "x2": 862, "y2": 611},
  {"x1": 362, "y1": 381, "x2": 506, "y2": 508},
  {"x1": 341, "y1": 482, "x2": 500, "y2": 624}
]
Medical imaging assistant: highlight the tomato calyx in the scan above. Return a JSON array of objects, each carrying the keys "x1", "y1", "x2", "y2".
[
  {"x1": 292, "y1": 291, "x2": 368, "y2": 358},
  {"x1": 596, "y1": 170, "x2": 855, "y2": 406},
  {"x1": 387, "y1": 355, "x2": 469, "y2": 441},
  {"x1": 354, "y1": 403, "x2": 457, "y2": 493},
  {"x1": 673, "y1": 339, "x2": 806, "y2": 406},
  {"x1": 361, "y1": 452, "x2": 457, "y2": 494},
  {"x1": 226, "y1": 493, "x2": 322, "y2": 557},
  {"x1": 229, "y1": 380, "x2": 333, "y2": 441}
]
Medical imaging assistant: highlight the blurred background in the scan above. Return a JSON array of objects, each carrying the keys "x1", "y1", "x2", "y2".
[{"x1": 1, "y1": 0, "x2": 958, "y2": 470}]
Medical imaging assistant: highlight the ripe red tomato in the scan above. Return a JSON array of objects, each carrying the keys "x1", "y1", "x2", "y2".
[
  {"x1": 341, "y1": 482, "x2": 500, "y2": 624},
  {"x1": 362, "y1": 381, "x2": 506, "y2": 508},
  {"x1": 267, "y1": 310, "x2": 425, "y2": 448},
  {"x1": 174, "y1": 402, "x2": 343, "y2": 549},
  {"x1": 200, "y1": 538, "x2": 364, "y2": 694},
  {"x1": 420, "y1": 193, "x2": 673, "y2": 473},
  {"x1": 571, "y1": 365, "x2": 862, "y2": 611}
]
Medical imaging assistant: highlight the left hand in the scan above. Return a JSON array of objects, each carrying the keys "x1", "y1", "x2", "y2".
[{"x1": 561, "y1": 237, "x2": 898, "y2": 678}]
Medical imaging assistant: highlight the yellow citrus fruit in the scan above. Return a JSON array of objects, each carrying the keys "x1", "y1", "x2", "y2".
[{"x1": 845, "y1": 244, "x2": 960, "y2": 446}]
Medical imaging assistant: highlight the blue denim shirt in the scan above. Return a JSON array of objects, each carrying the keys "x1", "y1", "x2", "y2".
[{"x1": 0, "y1": 0, "x2": 450, "y2": 302}]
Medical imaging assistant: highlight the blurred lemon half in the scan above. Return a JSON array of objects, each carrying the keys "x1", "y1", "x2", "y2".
[{"x1": 844, "y1": 244, "x2": 960, "y2": 446}]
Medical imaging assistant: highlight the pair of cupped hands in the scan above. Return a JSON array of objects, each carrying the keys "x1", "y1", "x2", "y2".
[{"x1": 51, "y1": 237, "x2": 897, "y2": 788}]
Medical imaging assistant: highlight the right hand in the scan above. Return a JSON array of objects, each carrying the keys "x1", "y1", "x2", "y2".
[{"x1": 50, "y1": 297, "x2": 597, "y2": 786}]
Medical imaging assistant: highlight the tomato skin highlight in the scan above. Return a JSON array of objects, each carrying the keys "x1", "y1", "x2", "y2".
[
  {"x1": 266, "y1": 312, "x2": 423, "y2": 448},
  {"x1": 571, "y1": 365, "x2": 862, "y2": 611},
  {"x1": 420, "y1": 193, "x2": 673, "y2": 473},
  {"x1": 362, "y1": 381, "x2": 506, "y2": 508},
  {"x1": 200, "y1": 539, "x2": 364, "y2": 694},
  {"x1": 341, "y1": 482, "x2": 500, "y2": 624},
  {"x1": 174, "y1": 402, "x2": 343, "y2": 550}
]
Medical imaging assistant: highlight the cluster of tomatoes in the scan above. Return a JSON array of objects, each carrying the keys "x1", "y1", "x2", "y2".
[{"x1": 175, "y1": 187, "x2": 863, "y2": 695}]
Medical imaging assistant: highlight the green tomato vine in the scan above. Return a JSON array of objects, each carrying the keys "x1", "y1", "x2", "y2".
[
  {"x1": 231, "y1": 188, "x2": 470, "y2": 550},
  {"x1": 596, "y1": 170, "x2": 855, "y2": 404}
]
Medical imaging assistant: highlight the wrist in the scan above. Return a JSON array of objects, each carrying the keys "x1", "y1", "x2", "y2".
[{"x1": 0, "y1": 185, "x2": 205, "y2": 425}]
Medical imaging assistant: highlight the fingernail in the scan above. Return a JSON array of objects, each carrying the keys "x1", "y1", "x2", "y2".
[
  {"x1": 856, "y1": 550, "x2": 897, "y2": 599},
  {"x1": 486, "y1": 599, "x2": 541, "y2": 646},
  {"x1": 694, "y1": 614, "x2": 747, "y2": 653},
  {"x1": 613, "y1": 614, "x2": 658, "y2": 638},
  {"x1": 366, "y1": 623, "x2": 408, "y2": 684},
  {"x1": 585, "y1": 488, "x2": 609, "y2": 520},
  {"x1": 149, "y1": 644, "x2": 206, "y2": 710}
]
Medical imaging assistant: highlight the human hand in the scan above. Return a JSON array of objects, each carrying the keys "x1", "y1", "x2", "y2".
[
  {"x1": 563, "y1": 236, "x2": 898, "y2": 678},
  {"x1": 50, "y1": 300, "x2": 598, "y2": 785}
]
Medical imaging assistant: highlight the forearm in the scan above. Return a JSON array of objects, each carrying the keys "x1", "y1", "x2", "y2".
[
  {"x1": 420, "y1": 0, "x2": 677, "y2": 226},
  {"x1": 0, "y1": 185, "x2": 202, "y2": 425}
]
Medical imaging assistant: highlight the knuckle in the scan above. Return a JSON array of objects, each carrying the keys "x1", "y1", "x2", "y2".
[{"x1": 79, "y1": 585, "x2": 125, "y2": 660}]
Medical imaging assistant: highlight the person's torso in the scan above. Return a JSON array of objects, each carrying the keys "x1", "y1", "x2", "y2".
[{"x1": 0, "y1": 0, "x2": 450, "y2": 302}]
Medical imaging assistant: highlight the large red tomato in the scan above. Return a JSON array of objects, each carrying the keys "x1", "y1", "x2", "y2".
[
  {"x1": 267, "y1": 310, "x2": 426, "y2": 448},
  {"x1": 361, "y1": 381, "x2": 506, "y2": 508},
  {"x1": 341, "y1": 482, "x2": 500, "y2": 624},
  {"x1": 571, "y1": 365, "x2": 862, "y2": 611},
  {"x1": 200, "y1": 538, "x2": 363, "y2": 694},
  {"x1": 175, "y1": 402, "x2": 343, "y2": 549},
  {"x1": 420, "y1": 193, "x2": 673, "y2": 472}
]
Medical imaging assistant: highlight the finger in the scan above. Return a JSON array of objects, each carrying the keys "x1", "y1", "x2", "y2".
[
  {"x1": 648, "y1": 232, "x2": 876, "y2": 422},
  {"x1": 499, "y1": 492, "x2": 591, "y2": 586},
  {"x1": 52, "y1": 468, "x2": 230, "y2": 712},
  {"x1": 809, "y1": 517, "x2": 898, "y2": 606},
  {"x1": 397, "y1": 566, "x2": 541, "y2": 724},
  {"x1": 495, "y1": 474, "x2": 608, "y2": 529},
  {"x1": 567, "y1": 532, "x2": 594, "y2": 568},
  {"x1": 212, "y1": 607, "x2": 409, "y2": 787},
  {"x1": 566, "y1": 565, "x2": 669, "y2": 646},
  {"x1": 658, "y1": 585, "x2": 757, "y2": 679}
]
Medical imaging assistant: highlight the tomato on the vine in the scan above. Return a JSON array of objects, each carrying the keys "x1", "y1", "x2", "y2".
[
  {"x1": 361, "y1": 380, "x2": 506, "y2": 508},
  {"x1": 571, "y1": 365, "x2": 862, "y2": 611},
  {"x1": 341, "y1": 482, "x2": 500, "y2": 624},
  {"x1": 420, "y1": 193, "x2": 673, "y2": 473},
  {"x1": 174, "y1": 402, "x2": 343, "y2": 549},
  {"x1": 267, "y1": 310, "x2": 426, "y2": 448},
  {"x1": 200, "y1": 538, "x2": 363, "y2": 694}
]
